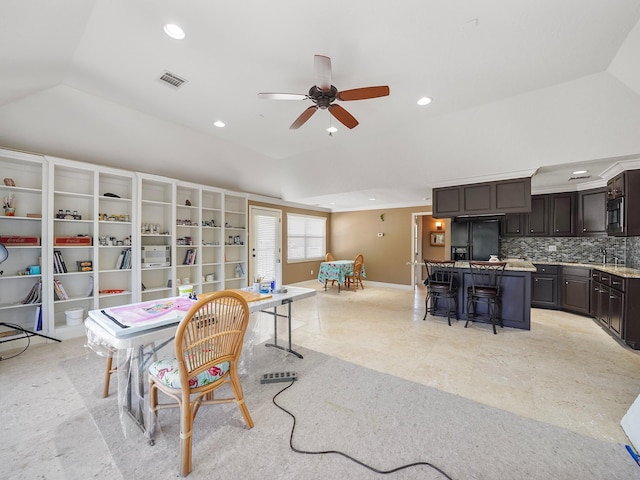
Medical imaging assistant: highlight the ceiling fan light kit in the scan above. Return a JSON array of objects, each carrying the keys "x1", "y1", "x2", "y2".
[{"x1": 258, "y1": 55, "x2": 390, "y2": 130}]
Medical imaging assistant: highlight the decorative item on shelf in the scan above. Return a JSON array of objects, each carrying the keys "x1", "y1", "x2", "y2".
[
  {"x1": 185, "y1": 199, "x2": 191, "y2": 206},
  {"x1": 54, "y1": 235, "x2": 92, "y2": 246},
  {"x1": 3, "y1": 193, "x2": 15, "y2": 216},
  {"x1": 77, "y1": 260, "x2": 93, "y2": 272},
  {"x1": 435, "y1": 221, "x2": 443, "y2": 230},
  {"x1": 3, "y1": 178, "x2": 15, "y2": 186},
  {"x1": 0, "y1": 235, "x2": 40, "y2": 246}
]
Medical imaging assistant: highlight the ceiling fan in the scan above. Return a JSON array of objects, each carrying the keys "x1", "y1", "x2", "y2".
[{"x1": 257, "y1": 55, "x2": 390, "y2": 130}]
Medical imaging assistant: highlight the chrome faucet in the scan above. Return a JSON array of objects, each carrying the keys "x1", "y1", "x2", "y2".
[{"x1": 600, "y1": 247, "x2": 607, "y2": 265}]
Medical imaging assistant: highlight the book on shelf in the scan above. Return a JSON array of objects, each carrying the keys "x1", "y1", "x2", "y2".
[
  {"x1": 115, "y1": 248, "x2": 132, "y2": 269},
  {"x1": 53, "y1": 279, "x2": 69, "y2": 300},
  {"x1": 86, "y1": 275, "x2": 94, "y2": 297},
  {"x1": 33, "y1": 306, "x2": 42, "y2": 331},
  {"x1": 53, "y1": 249, "x2": 68, "y2": 273},
  {"x1": 22, "y1": 279, "x2": 42, "y2": 304},
  {"x1": 183, "y1": 248, "x2": 197, "y2": 265},
  {"x1": 122, "y1": 248, "x2": 131, "y2": 269},
  {"x1": 114, "y1": 250, "x2": 125, "y2": 269}
]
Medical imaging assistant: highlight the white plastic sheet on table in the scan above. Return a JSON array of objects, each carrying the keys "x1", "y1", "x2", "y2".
[{"x1": 84, "y1": 286, "x2": 317, "y2": 440}]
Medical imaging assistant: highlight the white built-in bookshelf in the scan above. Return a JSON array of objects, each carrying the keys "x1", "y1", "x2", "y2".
[
  {"x1": 0, "y1": 150, "x2": 47, "y2": 339},
  {"x1": 0, "y1": 148, "x2": 247, "y2": 344}
]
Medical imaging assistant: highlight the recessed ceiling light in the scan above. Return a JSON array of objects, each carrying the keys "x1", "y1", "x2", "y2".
[
  {"x1": 326, "y1": 126, "x2": 338, "y2": 133},
  {"x1": 164, "y1": 23, "x2": 186, "y2": 40},
  {"x1": 213, "y1": 121, "x2": 225, "y2": 128},
  {"x1": 417, "y1": 97, "x2": 432, "y2": 106},
  {"x1": 369, "y1": 198, "x2": 376, "y2": 201},
  {"x1": 572, "y1": 169, "x2": 588, "y2": 175}
]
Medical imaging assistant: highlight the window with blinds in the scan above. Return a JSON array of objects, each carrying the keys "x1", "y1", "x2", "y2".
[{"x1": 287, "y1": 213, "x2": 326, "y2": 262}]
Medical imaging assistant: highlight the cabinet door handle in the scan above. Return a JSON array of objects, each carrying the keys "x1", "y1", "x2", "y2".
[
  {"x1": 565, "y1": 281, "x2": 569, "y2": 285},
  {"x1": 610, "y1": 295, "x2": 615, "y2": 299},
  {"x1": 612, "y1": 281, "x2": 620, "y2": 285}
]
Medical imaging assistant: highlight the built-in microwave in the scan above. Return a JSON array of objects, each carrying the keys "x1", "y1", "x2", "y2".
[{"x1": 607, "y1": 197, "x2": 624, "y2": 234}]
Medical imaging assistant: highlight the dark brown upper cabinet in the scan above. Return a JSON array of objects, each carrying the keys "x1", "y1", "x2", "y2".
[
  {"x1": 606, "y1": 173, "x2": 625, "y2": 199},
  {"x1": 433, "y1": 177, "x2": 531, "y2": 218},
  {"x1": 502, "y1": 195, "x2": 548, "y2": 237},
  {"x1": 549, "y1": 192, "x2": 576, "y2": 236},
  {"x1": 578, "y1": 188, "x2": 606, "y2": 236},
  {"x1": 607, "y1": 170, "x2": 640, "y2": 237}
]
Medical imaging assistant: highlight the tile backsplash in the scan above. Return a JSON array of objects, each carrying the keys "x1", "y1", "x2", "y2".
[{"x1": 500, "y1": 236, "x2": 640, "y2": 269}]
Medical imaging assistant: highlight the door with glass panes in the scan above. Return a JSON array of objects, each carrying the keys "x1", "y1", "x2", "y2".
[{"x1": 249, "y1": 207, "x2": 282, "y2": 286}]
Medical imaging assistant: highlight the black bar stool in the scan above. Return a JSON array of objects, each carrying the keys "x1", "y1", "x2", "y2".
[
  {"x1": 423, "y1": 260, "x2": 458, "y2": 326},
  {"x1": 465, "y1": 261, "x2": 507, "y2": 334}
]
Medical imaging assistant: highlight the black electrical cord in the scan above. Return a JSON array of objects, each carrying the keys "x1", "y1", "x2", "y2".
[
  {"x1": 0, "y1": 322, "x2": 31, "y2": 360},
  {"x1": 272, "y1": 380, "x2": 454, "y2": 479}
]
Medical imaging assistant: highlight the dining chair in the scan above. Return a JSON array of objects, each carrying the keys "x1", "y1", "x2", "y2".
[
  {"x1": 102, "y1": 349, "x2": 117, "y2": 397},
  {"x1": 465, "y1": 261, "x2": 507, "y2": 334},
  {"x1": 324, "y1": 253, "x2": 337, "y2": 286},
  {"x1": 147, "y1": 290, "x2": 254, "y2": 476},
  {"x1": 345, "y1": 254, "x2": 365, "y2": 291},
  {"x1": 422, "y1": 260, "x2": 458, "y2": 325}
]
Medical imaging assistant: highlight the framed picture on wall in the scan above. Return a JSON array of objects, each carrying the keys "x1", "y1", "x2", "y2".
[{"x1": 430, "y1": 231, "x2": 445, "y2": 246}]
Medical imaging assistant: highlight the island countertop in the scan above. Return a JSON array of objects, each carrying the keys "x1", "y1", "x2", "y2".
[{"x1": 453, "y1": 260, "x2": 536, "y2": 272}]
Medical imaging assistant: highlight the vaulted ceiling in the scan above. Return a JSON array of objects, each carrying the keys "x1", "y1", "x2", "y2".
[{"x1": 2, "y1": 1, "x2": 640, "y2": 211}]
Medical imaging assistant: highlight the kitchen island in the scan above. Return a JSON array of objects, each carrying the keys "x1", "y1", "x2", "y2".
[{"x1": 433, "y1": 260, "x2": 535, "y2": 331}]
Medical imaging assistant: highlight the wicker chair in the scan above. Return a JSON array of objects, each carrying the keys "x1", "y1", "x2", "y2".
[
  {"x1": 345, "y1": 254, "x2": 365, "y2": 291},
  {"x1": 102, "y1": 350, "x2": 118, "y2": 397},
  {"x1": 148, "y1": 290, "x2": 254, "y2": 476}
]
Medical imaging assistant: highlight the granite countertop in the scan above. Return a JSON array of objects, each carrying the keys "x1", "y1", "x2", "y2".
[
  {"x1": 531, "y1": 261, "x2": 640, "y2": 279},
  {"x1": 453, "y1": 260, "x2": 536, "y2": 272}
]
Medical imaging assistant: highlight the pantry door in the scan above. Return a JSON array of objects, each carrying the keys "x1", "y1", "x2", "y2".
[{"x1": 249, "y1": 206, "x2": 282, "y2": 285}]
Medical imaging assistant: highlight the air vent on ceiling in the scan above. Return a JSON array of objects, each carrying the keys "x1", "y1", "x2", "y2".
[
  {"x1": 159, "y1": 71, "x2": 187, "y2": 88},
  {"x1": 568, "y1": 175, "x2": 591, "y2": 181}
]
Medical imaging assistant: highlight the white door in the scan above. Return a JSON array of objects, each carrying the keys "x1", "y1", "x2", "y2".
[{"x1": 249, "y1": 206, "x2": 282, "y2": 285}]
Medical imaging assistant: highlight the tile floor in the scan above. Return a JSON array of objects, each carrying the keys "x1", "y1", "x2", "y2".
[{"x1": 2, "y1": 280, "x2": 640, "y2": 478}]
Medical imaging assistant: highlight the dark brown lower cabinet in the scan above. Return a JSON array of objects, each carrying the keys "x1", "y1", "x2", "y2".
[
  {"x1": 591, "y1": 273, "x2": 623, "y2": 339},
  {"x1": 535, "y1": 265, "x2": 640, "y2": 350},
  {"x1": 531, "y1": 264, "x2": 559, "y2": 308},
  {"x1": 561, "y1": 266, "x2": 590, "y2": 315}
]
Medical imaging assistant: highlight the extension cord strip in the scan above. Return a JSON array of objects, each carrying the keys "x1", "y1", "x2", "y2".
[{"x1": 260, "y1": 372, "x2": 297, "y2": 384}]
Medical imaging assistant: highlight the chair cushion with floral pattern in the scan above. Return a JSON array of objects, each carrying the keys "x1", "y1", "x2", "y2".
[{"x1": 148, "y1": 357, "x2": 230, "y2": 389}]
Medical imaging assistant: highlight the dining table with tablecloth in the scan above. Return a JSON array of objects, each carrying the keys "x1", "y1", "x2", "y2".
[{"x1": 317, "y1": 259, "x2": 366, "y2": 292}]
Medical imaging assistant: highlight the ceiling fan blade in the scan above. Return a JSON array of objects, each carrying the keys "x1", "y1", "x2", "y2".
[
  {"x1": 314, "y1": 55, "x2": 332, "y2": 92},
  {"x1": 328, "y1": 104, "x2": 359, "y2": 129},
  {"x1": 290, "y1": 106, "x2": 318, "y2": 129},
  {"x1": 337, "y1": 86, "x2": 390, "y2": 101},
  {"x1": 258, "y1": 93, "x2": 308, "y2": 100}
]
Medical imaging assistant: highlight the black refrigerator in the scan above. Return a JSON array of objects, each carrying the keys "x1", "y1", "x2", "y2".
[{"x1": 450, "y1": 219, "x2": 500, "y2": 261}]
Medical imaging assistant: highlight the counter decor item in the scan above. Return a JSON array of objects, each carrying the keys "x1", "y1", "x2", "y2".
[{"x1": 489, "y1": 255, "x2": 500, "y2": 262}]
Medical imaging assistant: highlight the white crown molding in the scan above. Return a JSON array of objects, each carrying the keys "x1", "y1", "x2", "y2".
[
  {"x1": 248, "y1": 193, "x2": 331, "y2": 212},
  {"x1": 426, "y1": 168, "x2": 538, "y2": 190},
  {"x1": 600, "y1": 158, "x2": 640, "y2": 179}
]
